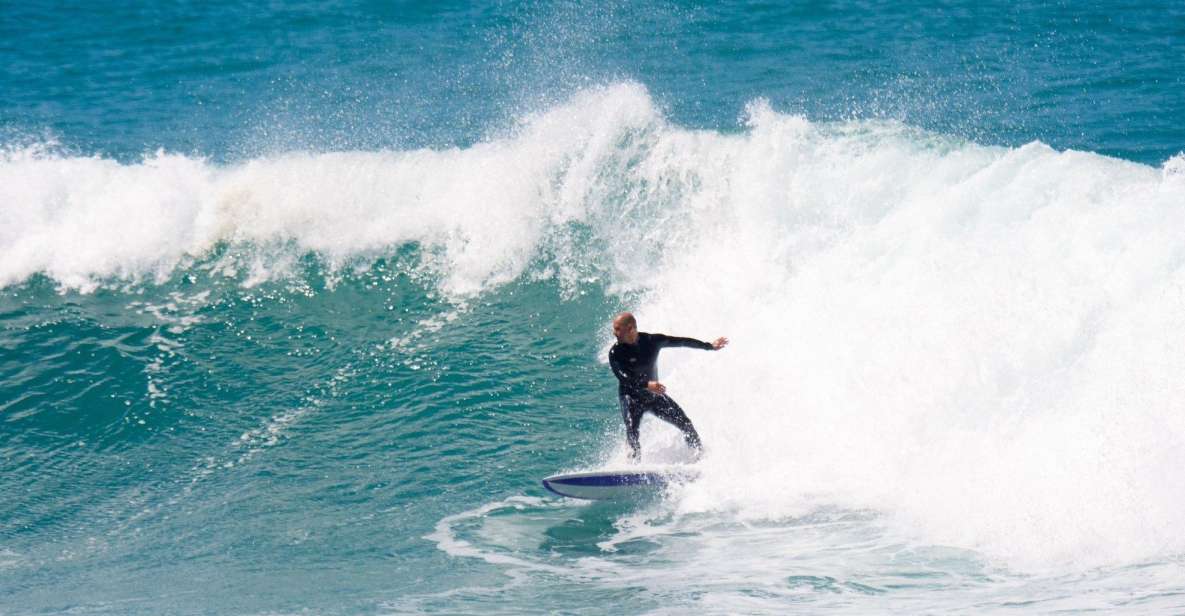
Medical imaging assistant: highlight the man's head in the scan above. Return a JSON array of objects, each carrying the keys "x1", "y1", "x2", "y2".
[{"x1": 612, "y1": 312, "x2": 639, "y2": 344}]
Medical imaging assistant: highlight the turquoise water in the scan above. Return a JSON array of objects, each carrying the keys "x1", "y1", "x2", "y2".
[{"x1": 4, "y1": 2, "x2": 1185, "y2": 614}]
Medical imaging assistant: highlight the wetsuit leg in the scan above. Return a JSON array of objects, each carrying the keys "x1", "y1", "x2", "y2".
[
  {"x1": 648, "y1": 394, "x2": 703, "y2": 451},
  {"x1": 619, "y1": 394, "x2": 644, "y2": 460}
]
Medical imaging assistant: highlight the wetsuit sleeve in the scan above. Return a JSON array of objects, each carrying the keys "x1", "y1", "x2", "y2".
[
  {"x1": 609, "y1": 346, "x2": 649, "y2": 396},
  {"x1": 652, "y1": 333, "x2": 714, "y2": 351}
]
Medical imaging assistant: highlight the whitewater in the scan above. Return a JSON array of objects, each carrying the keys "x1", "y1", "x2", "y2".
[{"x1": 4, "y1": 80, "x2": 1185, "y2": 612}]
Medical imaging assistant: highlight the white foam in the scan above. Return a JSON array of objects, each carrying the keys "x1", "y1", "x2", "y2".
[
  {"x1": 425, "y1": 496, "x2": 571, "y2": 575},
  {"x1": 619, "y1": 109, "x2": 1185, "y2": 572},
  {"x1": 7, "y1": 82, "x2": 1185, "y2": 571}
]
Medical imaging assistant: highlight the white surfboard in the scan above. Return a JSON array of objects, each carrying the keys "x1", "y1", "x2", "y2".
[{"x1": 541, "y1": 467, "x2": 699, "y2": 500}]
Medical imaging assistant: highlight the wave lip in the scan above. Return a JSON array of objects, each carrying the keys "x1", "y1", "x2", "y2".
[{"x1": 0, "y1": 82, "x2": 665, "y2": 294}]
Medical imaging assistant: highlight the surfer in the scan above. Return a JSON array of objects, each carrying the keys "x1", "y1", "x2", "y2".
[{"x1": 608, "y1": 312, "x2": 728, "y2": 461}]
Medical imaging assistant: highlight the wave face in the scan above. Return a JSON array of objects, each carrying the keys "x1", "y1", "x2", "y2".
[{"x1": 4, "y1": 83, "x2": 1185, "y2": 613}]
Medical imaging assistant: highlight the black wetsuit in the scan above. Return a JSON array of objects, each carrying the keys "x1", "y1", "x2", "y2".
[{"x1": 608, "y1": 332, "x2": 713, "y2": 459}]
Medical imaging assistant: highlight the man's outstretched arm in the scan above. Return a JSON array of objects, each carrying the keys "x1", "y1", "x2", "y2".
[{"x1": 655, "y1": 334, "x2": 729, "y2": 351}]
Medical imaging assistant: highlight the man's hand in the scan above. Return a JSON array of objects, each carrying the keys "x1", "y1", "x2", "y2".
[
  {"x1": 712, "y1": 337, "x2": 729, "y2": 350},
  {"x1": 647, "y1": 381, "x2": 667, "y2": 395}
]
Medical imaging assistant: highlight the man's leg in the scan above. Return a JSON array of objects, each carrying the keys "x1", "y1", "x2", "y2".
[
  {"x1": 619, "y1": 394, "x2": 643, "y2": 461},
  {"x1": 649, "y1": 395, "x2": 703, "y2": 452}
]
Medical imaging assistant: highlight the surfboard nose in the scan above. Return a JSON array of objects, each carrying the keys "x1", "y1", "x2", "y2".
[{"x1": 541, "y1": 469, "x2": 699, "y2": 500}]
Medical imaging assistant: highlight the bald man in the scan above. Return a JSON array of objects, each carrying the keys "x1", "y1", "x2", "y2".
[{"x1": 608, "y1": 312, "x2": 728, "y2": 461}]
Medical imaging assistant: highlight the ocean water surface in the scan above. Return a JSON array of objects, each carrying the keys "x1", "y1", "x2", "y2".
[{"x1": 3, "y1": 2, "x2": 1185, "y2": 614}]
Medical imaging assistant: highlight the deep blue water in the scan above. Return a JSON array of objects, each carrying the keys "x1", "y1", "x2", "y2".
[
  {"x1": 3, "y1": 2, "x2": 1185, "y2": 614},
  {"x1": 5, "y1": 2, "x2": 1184, "y2": 162}
]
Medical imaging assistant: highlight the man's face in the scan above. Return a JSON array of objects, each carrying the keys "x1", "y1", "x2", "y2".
[{"x1": 613, "y1": 318, "x2": 638, "y2": 344}]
